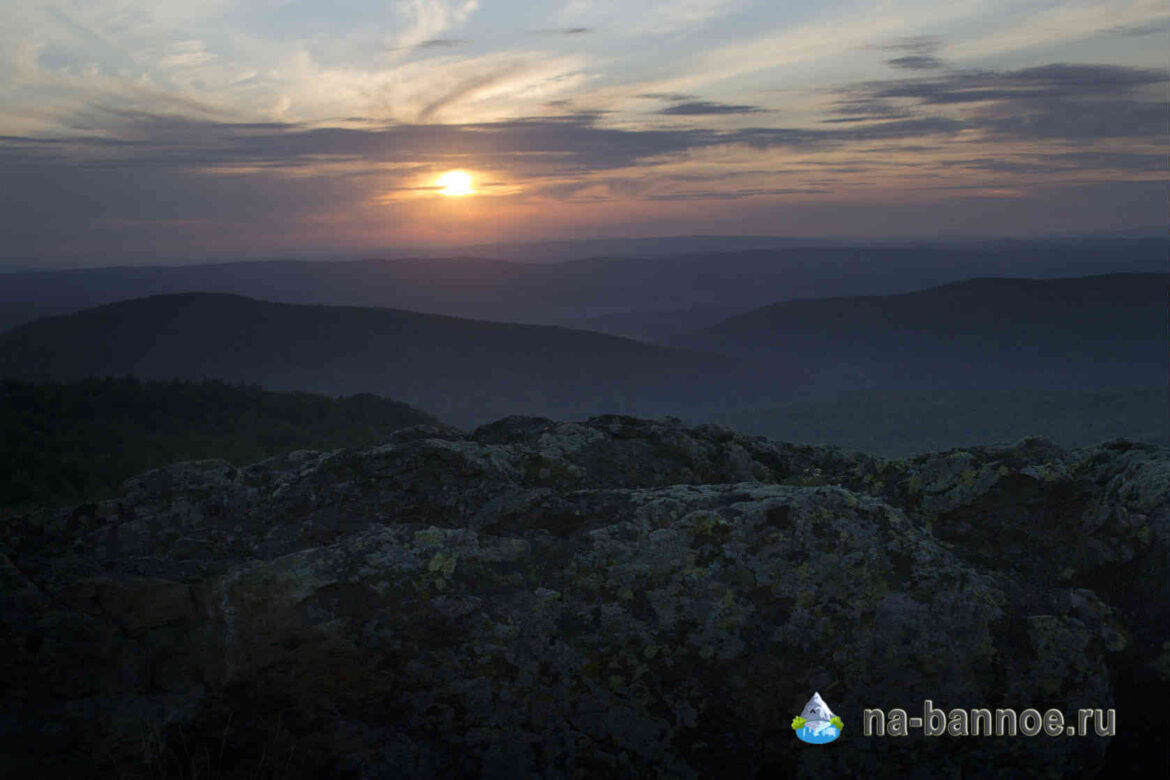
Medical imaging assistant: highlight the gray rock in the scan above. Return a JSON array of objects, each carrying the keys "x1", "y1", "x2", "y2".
[{"x1": 1, "y1": 417, "x2": 1165, "y2": 777}]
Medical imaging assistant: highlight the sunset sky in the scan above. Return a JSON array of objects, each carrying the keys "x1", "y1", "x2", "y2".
[{"x1": 2, "y1": 0, "x2": 1167, "y2": 263}]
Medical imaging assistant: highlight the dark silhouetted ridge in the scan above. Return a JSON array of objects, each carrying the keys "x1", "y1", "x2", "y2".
[
  {"x1": 0, "y1": 376, "x2": 440, "y2": 509},
  {"x1": 675, "y1": 272, "x2": 1166, "y2": 394},
  {"x1": 0, "y1": 293, "x2": 735, "y2": 426}
]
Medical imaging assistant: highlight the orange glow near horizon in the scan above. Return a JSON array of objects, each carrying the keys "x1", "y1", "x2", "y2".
[{"x1": 437, "y1": 170, "x2": 474, "y2": 196}]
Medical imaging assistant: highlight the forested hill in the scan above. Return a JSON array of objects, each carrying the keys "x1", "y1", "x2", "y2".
[
  {"x1": 0, "y1": 378, "x2": 439, "y2": 510},
  {"x1": 0, "y1": 293, "x2": 734, "y2": 426}
]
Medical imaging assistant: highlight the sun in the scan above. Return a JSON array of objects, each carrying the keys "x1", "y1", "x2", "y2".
[{"x1": 437, "y1": 170, "x2": 474, "y2": 196}]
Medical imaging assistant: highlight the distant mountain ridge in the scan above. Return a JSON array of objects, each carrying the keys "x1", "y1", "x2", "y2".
[
  {"x1": 0, "y1": 272, "x2": 1161, "y2": 448},
  {"x1": 0, "y1": 293, "x2": 734, "y2": 427},
  {"x1": 0, "y1": 238, "x2": 1163, "y2": 334},
  {"x1": 675, "y1": 272, "x2": 1166, "y2": 394},
  {"x1": 689, "y1": 273, "x2": 1164, "y2": 338}
]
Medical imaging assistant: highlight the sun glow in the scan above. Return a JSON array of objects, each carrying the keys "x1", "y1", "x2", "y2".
[{"x1": 437, "y1": 170, "x2": 474, "y2": 196}]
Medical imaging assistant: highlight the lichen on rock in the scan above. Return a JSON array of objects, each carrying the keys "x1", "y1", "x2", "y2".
[{"x1": 0, "y1": 416, "x2": 1165, "y2": 777}]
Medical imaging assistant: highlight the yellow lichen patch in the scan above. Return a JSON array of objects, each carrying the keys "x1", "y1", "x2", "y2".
[
  {"x1": 427, "y1": 552, "x2": 458, "y2": 576},
  {"x1": 414, "y1": 527, "x2": 445, "y2": 548}
]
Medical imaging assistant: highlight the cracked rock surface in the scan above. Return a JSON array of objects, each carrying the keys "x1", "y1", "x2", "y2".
[{"x1": 2, "y1": 416, "x2": 1166, "y2": 777}]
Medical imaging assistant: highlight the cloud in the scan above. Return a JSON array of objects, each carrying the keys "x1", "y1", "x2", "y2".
[
  {"x1": 731, "y1": 117, "x2": 965, "y2": 149},
  {"x1": 0, "y1": 111, "x2": 719, "y2": 176},
  {"x1": 823, "y1": 98, "x2": 912, "y2": 123},
  {"x1": 0, "y1": 0, "x2": 1164, "y2": 259},
  {"x1": 526, "y1": 26, "x2": 594, "y2": 36},
  {"x1": 864, "y1": 64, "x2": 1167, "y2": 104},
  {"x1": 940, "y1": 152, "x2": 1167, "y2": 174},
  {"x1": 973, "y1": 98, "x2": 1168, "y2": 141},
  {"x1": 559, "y1": 0, "x2": 746, "y2": 36},
  {"x1": 887, "y1": 55, "x2": 943, "y2": 71},
  {"x1": 0, "y1": 2, "x2": 591, "y2": 131},
  {"x1": 658, "y1": 101, "x2": 766, "y2": 115},
  {"x1": 640, "y1": 93, "x2": 696, "y2": 101},
  {"x1": 946, "y1": 0, "x2": 1169, "y2": 60},
  {"x1": 631, "y1": 2, "x2": 981, "y2": 97},
  {"x1": 292, "y1": 49, "x2": 590, "y2": 125},
  {"x1": 881, "y1": 36, "x2": 944, "y2": 69},
  {"x1": 1106, "y1": 19, "x2": 1170, "y2": 36},
  {"x1": 1044, "y1": 151, "x2": 1167, "y2": 171},
  {"x1": 392, "y1": 0, "x2": 481, "y2": 53},
  {"x1": 648, "y1": 187, "x2": 829, "y2": 201},
  {"x1": 881, "y1": 36, "x2": 942, "y2": 54},
  {"x1": 839, "y1": 63, "x2": 1167, "y2": 141},
  {"x1": 0, "y1": 104, "x2": 971, "y2": 248},
  {"x1": 1, "y1": 93, "x2": 974, "y2": 182},
  {"x1": 415, "y1": 60, "x2": 537, "y2": 122}
]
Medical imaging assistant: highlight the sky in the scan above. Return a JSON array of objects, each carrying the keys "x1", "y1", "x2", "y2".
[{"x1": 1, "y1": 0, "x2": 1167, "y2": 263}]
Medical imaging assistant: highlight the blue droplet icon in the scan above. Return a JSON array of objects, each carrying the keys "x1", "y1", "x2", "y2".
[{"x1": 793, "y1": 692, "x2": 843, "y2": 744}]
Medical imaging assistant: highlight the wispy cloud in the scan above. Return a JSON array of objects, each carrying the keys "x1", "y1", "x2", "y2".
[
  {"x1": 630, "y1": 1, "x2": 983, "y2": 96},
  {"x1": 391, "y1": 0, "x2": 481, "y2": 53},
  {"x1": 860, "y1": 64, "x2": 1166, "y2": 105},
  {"x1": 887, "y1": 55, "x2": 943, "y2": 71},
  {"x1": 946, "y1": 0, "x2": 1170, "y2": 60},
  {"x1": 560, "y1": 0, "x2": 747, "y2": 35},
  {"x1": 418, "y1": 38, "x2": 468, "y2": 49},
  {"x1": 1106, "y1": 19, "x2": 1170, "y2": 36},
  {"x1": 839, "y1": 64, "x2": 1168, "y2": 141},
  {"x1": 940, "y1": 152, "x2": 1167, "y2": 174},
  {"x1": 0, "y1": 0, "x2": 1165, "y2": 256},
  {"x1": 658, "y1": 101, "x2": 767, "y2": 115},
  {"x1": 530, "y1": 27, "x2": 594, "y2": 36},
  {"x1": 881, "y1": 36, "x2": 944, "y2": 70},
  {"x1": 648, "y1": 187, "x2": 829, "y2": 201}
]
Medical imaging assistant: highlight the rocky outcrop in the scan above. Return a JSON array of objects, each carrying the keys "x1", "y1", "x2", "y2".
[{"x1": 2, "y1": 416, "x2": 1167, "y2": 777}]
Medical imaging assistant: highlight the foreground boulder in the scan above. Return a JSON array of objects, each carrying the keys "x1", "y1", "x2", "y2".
[{"x1": 2, "y1": 416, "x2": 1166, "y2": 777}]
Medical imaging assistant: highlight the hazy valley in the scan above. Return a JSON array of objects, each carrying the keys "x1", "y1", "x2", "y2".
[
  {"x1": 1, "y1": 237, "x2": 1163, "y2": 334},
  {"x1": 1, "y1": 251, "x2": 1163, "y2": 453}
]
